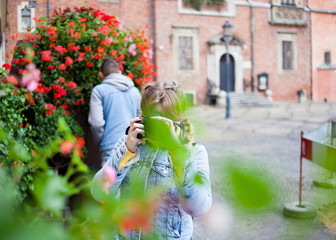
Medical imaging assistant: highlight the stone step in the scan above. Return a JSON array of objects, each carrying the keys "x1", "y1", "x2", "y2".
[{"x1": 216, "y1": 92, "x2": 273, "y2": 107}]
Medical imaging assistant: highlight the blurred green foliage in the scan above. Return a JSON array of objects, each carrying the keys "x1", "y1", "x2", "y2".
[
  {"x1": 0, "y1": 116, "x2": 162, "y2": 240},
  {"x1": 221, "y1": 157, "x2": 279, "y2": 212}
]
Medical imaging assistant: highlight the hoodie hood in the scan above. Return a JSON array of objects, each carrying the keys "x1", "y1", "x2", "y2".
[{"x1": 102, "y1": 73, "x2": 134, "y2": 91}]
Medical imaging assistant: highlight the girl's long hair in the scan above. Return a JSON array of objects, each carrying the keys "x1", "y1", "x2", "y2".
[{"x1": 141, "y1": 81, "x2": 194, "y2": 144}]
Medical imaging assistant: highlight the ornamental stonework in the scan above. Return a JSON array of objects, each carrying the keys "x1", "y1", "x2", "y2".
[
  {"x1": 270, "y1": 5, "x2": 306, "y2": 25},
  {"x1": 275, "y1": 7, "x2": 303, "y2": 20}
]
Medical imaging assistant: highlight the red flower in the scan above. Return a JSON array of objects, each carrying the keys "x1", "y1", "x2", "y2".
[
  {"x1": 65, "y1": 56, "x2": 73, "y2": 66},
  {"x1": 134, "y1": 61, "x2": 139, "y2": 66},
  {"x1": 111, "y1": 50, "x2": 117, "y2": 57},
  {"x1": 135, "y1": 78, "x2": 142, "y2": 86},
  {"x1": 75, "y1": 135, "x2": 85, "y2": 157},
  {"x1": 52, "y1": 12, "x2": 57, "y2": 17},
  {"x1": 43, "y1": 103, "x2": 56, "y2": 115},
  {"x1": 74, "y1": 32, "x2": 81, "y2": 39},
  {"x1": 59, "y1": 77, "x2": 65, "y2": 83},
  {"x1": 69, "y1": 21, "x2": 75, "y2": 29},
  {"x1": 77, "y1": 52, "x2": 85, "y2": 61},
  {"x1": 128, "y1": 71, "x2": 134, "y2": 80},
  {"x1": 60, "y1": 135, "x2": 84, "y2": 157},
  {"x1": 55, "y1": 45, "x2": 67, "y2": 54},
  {"x1": 41, "y1": 50, "x2": 52, "y2": 62},
  {"x1": 66, "y1": 81, "x2": 77, "y2": 89},
  {"x1": 95, "y1": 53, "x2": 103, "y2": 60},
  {"x1": 87, "y1": 62, "x2": 93, "y2": 67},
  {"x1": 2, "y1": 63, "x2": 11, "y2": 70},
  {"x1": 48, "y1": 65, "x2": 55, "y2": 71},
  {"x1": 60, "y1": 140, "x2": 75, "y2": 154},
  {"x1": 84, "y1": 46, "x2": 92, "y2": 52},
  {"x1": 7, "y1": 76, "x2": 18, "y2": 86},
  {"x1": 98, "y1": 25, "x2": 109, "y2": 35},
  {"x1": 62, "y1": 105, "x2": 69, "y2": 115},
  {"x1": 59, "y1": 63, "x2": 67, "y2": 71}
]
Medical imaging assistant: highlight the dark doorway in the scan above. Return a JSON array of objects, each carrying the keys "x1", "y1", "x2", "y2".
[{"x1": 220, "y1": 54, "x2": 235, "y2": 92}]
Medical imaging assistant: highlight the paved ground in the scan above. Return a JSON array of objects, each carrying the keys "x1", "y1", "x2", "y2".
[{"x1": 189, "y1": 100, "x2": 336, "y2": 240}]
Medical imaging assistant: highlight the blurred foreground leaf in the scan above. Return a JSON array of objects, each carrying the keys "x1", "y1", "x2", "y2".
[{"x1": 222, "y1": 158, "x2": 278, "y2": 211}]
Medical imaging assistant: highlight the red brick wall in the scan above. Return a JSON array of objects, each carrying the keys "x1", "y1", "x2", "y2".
[
  {"x1": 4, "y1": 0, "x2": 314, "y2": 102},
  {"x1": 311, "y1": 3, "x2": 336, "y2": 100},
  {"x1": 309, "y1": 0, "x2": 336, "y2": 9},
  {"x1": 154, "y1": 0, "x2": 311, "y2": 101},
  {"x1": 314, "y1": 69, "x2": 336, "y2": 101}
]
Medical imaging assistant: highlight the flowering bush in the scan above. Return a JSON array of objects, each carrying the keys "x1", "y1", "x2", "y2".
[
  {"x1": 0, "y1": 120, "x2": 161, "y2": 239},
  {"x1": 0, "y1": 4, "x2": 161, "y2": 237},
  {"x1": 2, "y1": 4, "x2": 155, "y2": 199},
  {"x1": 10, "y1": 4, "x2": 155, "y2": 113},
  {"x1": 0, "y1": 64, "x2": 84, "y2": 200}
]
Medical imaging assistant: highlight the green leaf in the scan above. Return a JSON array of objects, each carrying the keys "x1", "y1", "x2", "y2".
[
  {"x1": 33, "y1": 171, "x2": 70, "y2": 215},
  {"x1": 8, "y1": 141, "x2": 31, "y2": 162},
  {"x1": 57, "y1": 118, "x2": 70, "y2": 133}
]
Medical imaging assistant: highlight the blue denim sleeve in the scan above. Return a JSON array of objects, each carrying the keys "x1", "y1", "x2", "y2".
[
  {"x1": 176, "y1": 144, "x2": 212, "y2": 217},
  {"x1": 90, "y1": 136, "x2": 129, "y2": 201}
]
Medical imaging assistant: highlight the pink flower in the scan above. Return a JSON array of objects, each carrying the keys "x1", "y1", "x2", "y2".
[
  {"x1": 128, "y1": 43, "x2": 136, "y2": 56},
  {"x1": 105, "y1": 37, "x2": 113, "y2": 45},
  {"x1": 101, "y1": 166, "x2": 116, "y2": 193},
  {"x1": 20, "y1": 63, "x2": 41, "y2": 92}
]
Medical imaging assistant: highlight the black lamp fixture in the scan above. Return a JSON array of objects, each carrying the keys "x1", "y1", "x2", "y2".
[
  {"x1": 222, "y1": 20, "x2": 233, "y2": 119},
  {"x1": 222, "y1": 20, "x2": 233, "y2": 42}
]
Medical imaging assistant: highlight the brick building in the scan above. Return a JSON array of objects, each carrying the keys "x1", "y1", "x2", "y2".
[
  {"x1": 1, "y1": 0, "x2": 335, "y2": 102},
  {"x1": 310, "y1": 0, "x2": 336, "y2": 101}
]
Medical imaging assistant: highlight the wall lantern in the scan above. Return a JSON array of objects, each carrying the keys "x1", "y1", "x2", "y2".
[{"x1": 257, "y1": 72, "x2": 268, "y2": 91}]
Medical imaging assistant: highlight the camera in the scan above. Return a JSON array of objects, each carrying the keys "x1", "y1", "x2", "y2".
[
  {"x1": 125, "y1": 116, "x2": 187, "y2": 144},
  {"x1": 125, "y1": 117, "x2": 148, "y2": 139}
]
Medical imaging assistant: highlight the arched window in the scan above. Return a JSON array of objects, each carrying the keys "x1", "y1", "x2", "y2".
[
  {"x1": 17, "y1": 2, "x2": 35, "y2": 33},
  {"x1": 21, "y1": 6, "x2": 31, "y2": 31}
]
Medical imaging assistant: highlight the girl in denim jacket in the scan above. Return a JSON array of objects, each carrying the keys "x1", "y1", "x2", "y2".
[{"x1": 92, "y1": 82, "x2": 212, "y2": 239}]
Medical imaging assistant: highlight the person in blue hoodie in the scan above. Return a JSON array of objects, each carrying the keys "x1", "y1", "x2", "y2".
[
  {"x1": 88, "y1": 59, "x2": 141, "y2": 163},
  {"x1": 91, "y1": 82, "x2": 212, "y2": 239}
]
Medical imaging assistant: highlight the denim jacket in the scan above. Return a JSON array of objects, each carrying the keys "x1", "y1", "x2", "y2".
[{"x1": 91, "y1": 136, "x2": 212, "y2": 240}]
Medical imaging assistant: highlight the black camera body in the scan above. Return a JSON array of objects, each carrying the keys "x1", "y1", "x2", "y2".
[{"x1": 125, "y1": 117, "x2": 148, "y2": 139}]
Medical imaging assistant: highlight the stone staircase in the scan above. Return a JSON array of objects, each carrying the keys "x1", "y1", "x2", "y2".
[{"x1": 216, "y1": 92, "x2": 273, "y2": 108}]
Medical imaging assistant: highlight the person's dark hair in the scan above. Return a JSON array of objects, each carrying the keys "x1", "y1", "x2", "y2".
[{"x1": 101, "y1": 59, "x2": 119, "y2": 76}]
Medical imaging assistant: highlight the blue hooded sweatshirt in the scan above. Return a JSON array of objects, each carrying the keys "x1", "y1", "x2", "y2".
[{"x1": 88, "y1": 73, "x2": 141, "y2": 152}]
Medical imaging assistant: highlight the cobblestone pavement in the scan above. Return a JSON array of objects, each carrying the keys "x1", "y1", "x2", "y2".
[{"x1": 189, "y1": 101, "x2": 336, "y2": 240}]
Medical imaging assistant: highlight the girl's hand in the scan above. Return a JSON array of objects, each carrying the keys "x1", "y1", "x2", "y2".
[{"x1": 125, "y1": 117, "x2": 145, "y2": 153}]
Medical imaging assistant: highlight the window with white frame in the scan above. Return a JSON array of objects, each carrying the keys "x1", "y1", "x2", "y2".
[
  {"x1": 281, "y1": 0, "x2": 296, "y2": 6},
  {"x1": 173, "y1": 25, "x2": 199, "y2": 74},
  {"x1": 17, "y1": 2, "x2": 35, "y2": 33},
  {"x1": 278, "y1": 32, "x2": 297, "y2": 73},
  {"x1": 282, "y1": 41, "x2": 293, "y2": 70},
  {"x1": 178, "y1": 36, "x2": 193, "y2": 70}
]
